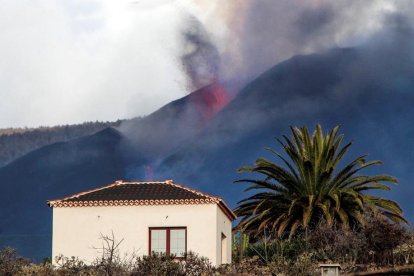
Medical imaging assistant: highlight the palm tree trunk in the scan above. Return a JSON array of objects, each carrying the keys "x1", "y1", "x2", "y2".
[{"x1": 305, "y1": 227, "x2": 309, "y2": 252}]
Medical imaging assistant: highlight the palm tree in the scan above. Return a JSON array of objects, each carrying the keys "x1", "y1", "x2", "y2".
[{"x1": 234, "y1": 125, "x2": 406, "y2": 239}]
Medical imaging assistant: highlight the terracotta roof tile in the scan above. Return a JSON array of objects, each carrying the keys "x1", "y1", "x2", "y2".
[{"x1": 47, "y1": 180, "x2": 236, "y2": 221}]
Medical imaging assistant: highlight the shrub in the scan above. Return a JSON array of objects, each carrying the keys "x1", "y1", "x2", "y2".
[
  {"x1": 92, "y1": 232, "x2": 129, "y2": 275},
  {"x1": 362, "y1": 213, "x2": 409, "y2": 265},
  {"x1": 0, "y1": 247, "x2": 30, "y2": 276},
  {"x1": 232, "y1": 230, "x2": 250, "y2": 263},
  {"x1": 269, "y1": 253, "x2": 318, "y2": 276},
  {"x1": 180, "y1": 251, "x2": 214, "y2": 275},
  {"x1": 16, "y1": 263, "x2": 54, "y2": 276},
  {"x1": 244, "y1": 235, "x2": 306, "y2": 264},
  {"x1": 131, "y1": 253, "x2": 181, "y2": 276},
  {"x1": 308, "y1": 221, "x2": 366, "y2": 264},
  {"x1": 307, "y1": 214, "x2": 410, "y2": 267},
  {"x1": 54, "y1": 255, "x2": 99, "y2": 275},
  {"x1": 217, "y1": 255, "x2": 272, "y2": 275},
  {"x1": 394, "y1": 230, "x2": 414, "y2": 265}
]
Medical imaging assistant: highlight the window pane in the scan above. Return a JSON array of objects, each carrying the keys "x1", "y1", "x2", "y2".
[
  {"x1": 151, "y1": 230, "x2": 166, "y2": 254},
  {"x1": 170, "y1": 229, "x2": 186, "y2": 257}
]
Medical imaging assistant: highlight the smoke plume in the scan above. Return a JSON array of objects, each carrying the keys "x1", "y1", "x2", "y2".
[
  {"x1": 180, "y1": 14, "x2": 220, "y2": 90},
  {"x1": 184, "y1": 0, "x2": 414, "y2": 85}
]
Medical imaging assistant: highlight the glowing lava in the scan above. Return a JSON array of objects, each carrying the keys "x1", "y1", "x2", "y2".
[{"x1": 194, "y1": 81, "x2": 232, "y2": 122}]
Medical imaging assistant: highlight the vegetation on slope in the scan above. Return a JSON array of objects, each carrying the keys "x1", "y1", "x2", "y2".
[
  {"x1": 0, "y1": 125, "x2": 412, "y2": 275},
  {"x1": 0, "y1": 120, "x2": 125, "y2": 167},
  {"x1": 2, "y1": 221, "x2": 414, "y2": 276},
  {"x1": 230, "y1": 125, "x2": 412, "y2": 274}
]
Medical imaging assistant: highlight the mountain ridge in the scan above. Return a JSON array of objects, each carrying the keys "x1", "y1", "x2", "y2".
[
  {"x1": 0, "y1": 120, "x2": 125, "y2": 167},
  {"x1": 1, "y1": 47, "x2": 413, "y2": 260}
]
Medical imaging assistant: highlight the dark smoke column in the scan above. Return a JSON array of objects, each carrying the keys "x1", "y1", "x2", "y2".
[{"x1": 180, "y1": 14, "x2": 220, "y2": 91}]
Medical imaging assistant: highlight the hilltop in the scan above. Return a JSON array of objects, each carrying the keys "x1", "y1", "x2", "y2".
[
  {"x1": 0, "y1": 47, "x2": 413, "y2": 259},
  {"x1": 0, "y1": 121, "x2": 126, "y2": 167}
]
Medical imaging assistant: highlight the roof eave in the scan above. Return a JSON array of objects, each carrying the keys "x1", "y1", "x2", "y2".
[{"x1": 218, "y1": 200, "x2": 237, "y2": 221}]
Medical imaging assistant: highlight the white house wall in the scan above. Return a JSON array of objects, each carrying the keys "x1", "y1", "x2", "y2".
[
  {"x1": 52, "y1": 204, "x2": 231, "y2": 266},
  {"x1": 215, "y1": 205, "x2": 233, "y2": 265}
]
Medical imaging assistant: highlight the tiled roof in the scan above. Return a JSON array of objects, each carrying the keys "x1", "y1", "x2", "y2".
[{"x1": 47, "y1": 180, "x2": 236, "y2": 221}]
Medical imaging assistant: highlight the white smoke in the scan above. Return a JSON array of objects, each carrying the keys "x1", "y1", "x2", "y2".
[
  {"x1": 0, "y1": 0, "x2": 187, "y2": 128},
  {"x1": 186, "y1": 0, "x2": 414, "y2": 83}
]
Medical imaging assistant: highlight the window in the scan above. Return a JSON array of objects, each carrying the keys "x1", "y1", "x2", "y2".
[
  {"x1": 149, "y1": 227, "x2": 186, "y2": 257},
  {"x1": 150, "y1": 229, "x2": 167, "y2": 254}
]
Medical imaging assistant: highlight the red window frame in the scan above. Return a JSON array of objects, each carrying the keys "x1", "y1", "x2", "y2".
[{"x1": 149, "y1": 227, "x2": 187, "y2": 258}]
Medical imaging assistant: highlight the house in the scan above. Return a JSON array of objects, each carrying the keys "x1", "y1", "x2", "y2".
[{"x1": 48, "y1": 180, "x2": 236, "y2": 266}]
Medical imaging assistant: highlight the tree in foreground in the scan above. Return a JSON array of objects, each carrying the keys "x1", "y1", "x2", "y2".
[{"x1": 234, "y1": 125, "x2": 406, "y2": 238}]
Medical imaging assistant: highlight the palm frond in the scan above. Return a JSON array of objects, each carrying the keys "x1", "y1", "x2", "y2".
[{"x1": 234, "y1": 124, "x2": 407, "y2": 238}]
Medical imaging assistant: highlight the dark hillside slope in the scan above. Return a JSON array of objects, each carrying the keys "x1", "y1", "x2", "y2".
[
  {"x1": 0, "y1": 121, "x2": 123, "y2": 167},
  {"x1": 0, "y1": 83, "x2": 232, "y2": 259},
  {"x1": 0, "y1": 127, "x2": 131, "y2": 258},
  {"x1": 119, "y1": 82, "x2": 231, "y2": 162},
  {"x1": 156, "y1": 47, "x2": 414, "y2": 223},
  {"x1": 1, "y1": 46, "x2": 413, "y2": 260}
]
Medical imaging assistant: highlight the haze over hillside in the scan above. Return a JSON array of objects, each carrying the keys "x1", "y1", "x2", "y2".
[
  {"x1": 0, "y1": 121, "x2": 125, "y2": 167},
  {"x1": 0, "y1": 44, "x2": 413, "y2": 259},
  {"x1": 1, "y1": 0, "x2": 413, "y2": 263}
]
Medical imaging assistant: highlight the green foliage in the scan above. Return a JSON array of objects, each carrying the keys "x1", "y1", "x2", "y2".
[
  {"x1": 235, "y1": 217, "x2": 412, "y2": 274},
  {"x1": 246, "y1": 235, "x2": 306, "y2": 264},
  {"x1": 232, "y1": 230, "x2": 250, "y2": 262},
  {"x1": 230, "y1": 231, "x2": 316, "y2": 275},
  {"x1": 235, "y1": 124, "x2": 406, "y2": 238}
]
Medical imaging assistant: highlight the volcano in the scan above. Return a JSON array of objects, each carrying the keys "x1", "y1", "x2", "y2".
[
  {"x1": 0, "y1": 81, "x2": 234, "y2": 258},
  {"x1": 0, "y1": 47, "x2": 413, "y2": 259}
]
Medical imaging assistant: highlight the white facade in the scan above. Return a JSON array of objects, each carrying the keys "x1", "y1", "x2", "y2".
[{"x1": 52, "y1": 203, "x2": 232, "y2": 266}]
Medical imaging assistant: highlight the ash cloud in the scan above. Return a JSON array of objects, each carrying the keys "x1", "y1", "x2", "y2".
[
  {"x1": 123, "y1": 1, "x2": 414, "y2": 201},
  {"x1": 156, "y1": 1, "x2": 414, "y2": 216},
  {"x1": 180, "y1": 14, "x2": 220, "y2": 90},
  {"x1": 295, "y1": 5, "x2": 334, "y2": 38},
  {"x1": 186, "y1": 0, "x2": 414, "y2": 85}
]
